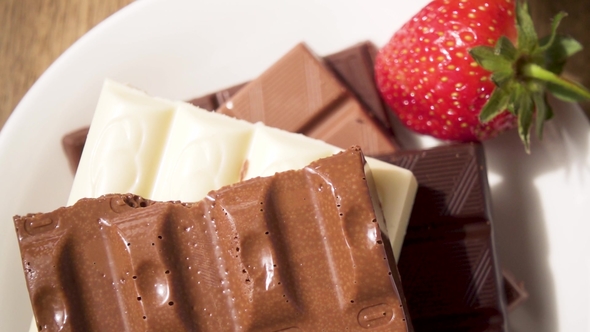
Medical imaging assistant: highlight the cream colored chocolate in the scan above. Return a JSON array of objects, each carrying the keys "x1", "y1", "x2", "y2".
[{"x1": 69, "y1": 80, "x2": 417, "y2": 259}]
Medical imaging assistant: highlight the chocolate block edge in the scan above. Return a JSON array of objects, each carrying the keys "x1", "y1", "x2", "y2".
[{"x1": 16, "y1": 148, "x2": 413, "y2": 331}]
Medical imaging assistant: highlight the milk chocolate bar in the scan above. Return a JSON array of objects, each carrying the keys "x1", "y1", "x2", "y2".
[
  {"x1": 15, "y1": 148, "x2": 412, "y2": 332},
  {"x1": 192, "y1": 42, "x2": 391, "y2": 128},
  {"x1": 380, "y1": 143, "x2": 508, "y2": 331},
  {"x1": 217, "y1": 43, "x2": 398, "y2": 156}
]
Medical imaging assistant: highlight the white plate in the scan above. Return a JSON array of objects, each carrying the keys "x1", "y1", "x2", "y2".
[{"x1": 1, "y1": 0, "x2": 588, "y2": 331}]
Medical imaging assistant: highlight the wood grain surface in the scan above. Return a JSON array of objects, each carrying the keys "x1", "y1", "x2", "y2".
[
  {"x1": 0, "y1": 0, "x2": 133, "y2": 131},
  {"x1": 1, "y1": 0, "x2": 588, "y2": 132}
]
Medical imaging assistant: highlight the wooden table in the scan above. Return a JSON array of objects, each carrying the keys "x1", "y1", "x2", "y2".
[
  {"x1": 1, "y1": 0, "x2": 588, "y2": 132},
  {"x1": 0, "y1": 0, "x2": 133, "y2": 131}
]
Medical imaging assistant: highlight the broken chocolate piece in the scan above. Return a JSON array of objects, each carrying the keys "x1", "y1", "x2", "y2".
[
  {"x1": 217, "y1": 43, "x2": 398, "y2": 156},
  {"x1": 187, "y1": 83, "x2": 247, "y2": 111},
  {"x1": 15, "y1": 148, "x2": 412, "y2": 332},
  {"x1": 380, "y1": 143, "x2": 507, "y2": 332},
  {"x1": 324, "y1": 41, "x2": 392, "y2": 130},
  {"x1": 61, "y1": 127, "x2": 90, "y2": 174}
]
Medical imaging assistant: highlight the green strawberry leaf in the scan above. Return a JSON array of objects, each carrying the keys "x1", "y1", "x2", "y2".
[
  {"x1": 467, "y1": 0, "x2": 588, "y2": 152},
  {"x1": 470, "y1": 46, "x2": 512, "y2": 74},
  {"x1": 516, "y1": 1, "x2": 538, "y2": 53},
  {"x1": 479, "y1": 88, "x2": 510, "y2": 123},
  {"x1": 541, "y1": 35, "x2": 583, "y2": 74},
  {"x1": 495, "y1": 36, "x2": 518, "y2": 61},
  {"x1": 532, "y1": 88, "x2": 548, "y2": 139},
  {"x1": 516, "y1": 90, "x2": 534, "y2": 153},
  {"x1": 492, "y1": 68, "x2": 514, "y2": 87},
  {"x1": 536, "y1": 11, "x2": 567, "y2": 53}
]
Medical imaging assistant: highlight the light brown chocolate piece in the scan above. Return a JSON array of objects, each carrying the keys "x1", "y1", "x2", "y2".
[
  {"x1": 217, "y1": 43, "x2": 398, "y2": 156},
  {"x1": 187, "y1": 82, "x2": 247, "y2": 111},
  {"x1": 15, "y1": 147, "x2": 412, "y2": 332}
]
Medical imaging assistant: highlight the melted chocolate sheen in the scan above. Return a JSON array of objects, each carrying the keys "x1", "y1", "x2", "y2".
[
  {"x1": 381, "y1": 143, "x2": 508, "y2": 332},
  {"x1": 15, "y1": 148, "x2": 412, "y2": 332}
]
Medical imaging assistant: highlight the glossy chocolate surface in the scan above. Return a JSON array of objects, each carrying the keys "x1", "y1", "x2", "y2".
[
  {"x1": 15, "y1": 148, "x2": 412, "y2": 332},
  {"x1": 381, "y1": 143, "x2": 508, "y2": 332}
]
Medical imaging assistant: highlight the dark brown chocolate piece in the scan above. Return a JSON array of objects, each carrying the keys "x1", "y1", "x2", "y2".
[
  {"x1": 324, "y1": 42, "x2": 392, "y2": 130},
  {"x1": 15, "y1": 148, "x2": 412, "y2": 332},
  {"x1": 61, "y1": 127, "x2": 90, "y2": 174},
  {"x1": 380, "y1": 143, "x2": 507, "y2": 332},
  {"x1": 217, "y1": 43, "x2": 398, "y2": 156}
]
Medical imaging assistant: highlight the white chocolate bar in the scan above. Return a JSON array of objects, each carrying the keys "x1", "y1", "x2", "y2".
[{"x1": 69, "y1": 80, "x2": 417, "y2": 259}]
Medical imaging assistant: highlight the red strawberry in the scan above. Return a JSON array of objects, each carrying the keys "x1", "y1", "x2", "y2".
[{"x1": 375, "y1": 0, "x2": 590, "y2": 151}]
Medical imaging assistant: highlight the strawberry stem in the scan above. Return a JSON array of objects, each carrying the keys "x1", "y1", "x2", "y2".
[
  {"x1": 470, "y1": 1, "x2": 590, "y2": 152},
  {"x1": 522, "y1": 63, "x2": 590, "y2": 101}
]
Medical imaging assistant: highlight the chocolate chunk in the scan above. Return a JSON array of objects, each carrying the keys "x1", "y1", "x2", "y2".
[
  {"x1": 15, "y1": 148, "x2": 412, "y2": 332},
  {"x1": 187, "y1": 82, "x2": 247, "y2": 111},
  {"x1": 323, "y1": 41, "x2": 392, "y2": 130},
  {"x1": 380, "y1": 143, "x2": 507, "y2": 331},
  {"x1": 216, "y1": 43, "x2": 398, "y2": 156},
  {"x1": 61, "y1": 127, "x2": 90, "y2": 174}
]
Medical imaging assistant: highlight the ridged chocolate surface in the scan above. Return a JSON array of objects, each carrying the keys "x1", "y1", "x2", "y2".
[
  {"x1": 216, "y1": 43, "x2": 397, "y2": 156},
  {"x1": 15, "y1": 148, "x2": 412, "y2": 332},
  {"x1": 380, "y1": 143, "x2": 507, "y2": 332}
]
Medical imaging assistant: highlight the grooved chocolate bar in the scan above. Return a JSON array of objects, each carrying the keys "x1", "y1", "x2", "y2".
[
  {"x1": 380, "y1": 143, "x2": 507, "y2": 332},
  {"x1": 217, "y1": 43, "x2": 398, "y2": 156},
  {"x1": 15, "y1": 148, "x2": 412, "y2": 332}
]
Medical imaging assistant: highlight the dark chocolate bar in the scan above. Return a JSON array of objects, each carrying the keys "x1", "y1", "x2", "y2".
[
  {"x1": 380, "y1": 143, "x2": 507, "y2": 332},
  {"x1": 323, "y1": 41, "x2": 392, "y2": 130},
  {"x1": 216, "y1": 43, "x2": 398, "y2": 156},
  {"x1": 15, "y1": 148, "x2": 412, "y2": 332}
]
